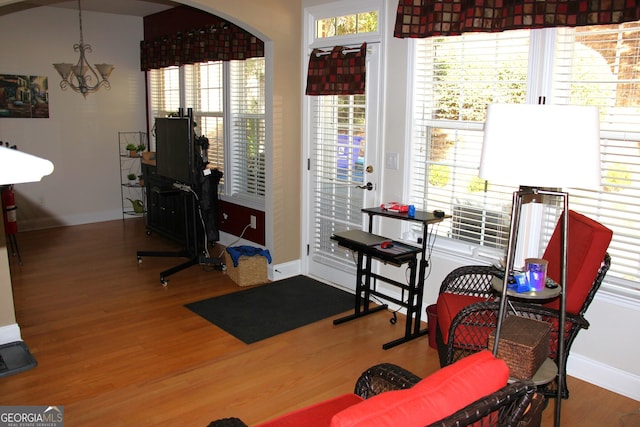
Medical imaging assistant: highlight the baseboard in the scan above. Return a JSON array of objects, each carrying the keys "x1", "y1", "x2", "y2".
[
  {"x1": 354, "y1": 284, "x2": 640, "y2": 401},
  {"x1": 568, "y1": 353, "x2": 640, "y2": 401},
  {"x1": 269, "y1": 260, "x2": 301, "y2": 281},
  {"x1": 0, "y1": 323, "x2": 22, "y2": 344},
  {"x1": 19, "y1": 210, "x2": 122, "y2": 231}
]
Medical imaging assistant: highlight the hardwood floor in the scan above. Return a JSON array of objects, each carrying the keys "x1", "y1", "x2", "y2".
[{"x1": 1, "y1": 218, "x2": 637, "y2": 426}]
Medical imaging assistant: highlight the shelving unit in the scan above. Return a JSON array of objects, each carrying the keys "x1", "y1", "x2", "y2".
[{"x1": 118, "y1": 132, "x2": 148, "y2": 219}]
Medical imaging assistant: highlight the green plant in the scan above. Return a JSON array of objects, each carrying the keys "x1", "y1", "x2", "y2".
[
  {"x1": 127, "y1": 173, "x2": 137, "y2": 181},
  {"x1": 428, "y1": 164, "x2": 450, "y2": 187},
  {"x1": 125, "y1": 143, "x2": 137, "y2": 151},
  {"x1": 136, "y1": 144, "x2": 146, "y2": 152}
]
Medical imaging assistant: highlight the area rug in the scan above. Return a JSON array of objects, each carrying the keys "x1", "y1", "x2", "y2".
[{"x1": 185, "y1": 275, "x2": 354, "y2": 344}]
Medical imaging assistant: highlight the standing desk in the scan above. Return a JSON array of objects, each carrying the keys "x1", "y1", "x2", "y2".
[{"x1": 332, "y1": 207, "x2": 449, "y2": 349}]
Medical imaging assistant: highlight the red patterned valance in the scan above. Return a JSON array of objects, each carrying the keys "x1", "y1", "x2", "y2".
[
  {"x1": 140, "y1": 22, "x2": 264, "y2": 71},
  {"x1": 306, "y1": 44, "x2": 367, "y2": 96},
  {"x1": 394, "y1": 0, "x2": 640, "y2": 38}
]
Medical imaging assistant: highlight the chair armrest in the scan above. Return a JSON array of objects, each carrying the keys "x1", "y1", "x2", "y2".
[
  {"x1": 444, "y1": 301, "x2": 500, "y2": 364},
  {"x1": 354, "y1": 363, "x2": 422, "y2": 399},
  {"x1": 426, "y1": 381, "x2": 539, "y2": 427},
  {"x1": 439, "y1": 265, "x2": 503, "y2": 298},
  {"x1": 207, "y1": 418, "x2": 249, "y2": 427}
]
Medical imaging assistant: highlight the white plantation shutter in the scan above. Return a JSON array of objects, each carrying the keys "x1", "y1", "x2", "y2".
[
  {"x1": 148, "y1": 66, "x2": 181, "y2": 148},
  {"x1": 229, "y1": 58, "x2": 266, "y2": 201},
  {"x1": 185, "y1": 62, "x2": 226, "y2": 189},
  {"x1": 146, "y1": 57, "x2": 265, "y2": 206},
  {"x1": 410, "y1": 31, "x2": 531, "y2": 249},
  {"x1": 410, "y1": 23, "x2": 640, "y2": 295},
  {"x1": 310, "y1": 93, "x2": 367, "y2": 269},
  {"x1": 551, "y1": 23, "x2": 640, "y2": 293}
]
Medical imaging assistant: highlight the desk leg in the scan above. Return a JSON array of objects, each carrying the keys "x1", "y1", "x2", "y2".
[
  {"x1": 334, "y1": 251, "x2": 387, "y2": 325},
  {"x1": 404, "y1": 258, "x2": 418, "y2": 339},
  {"x1": 412, "y1": 257, "x2": 429, "y2": 335},
  {"x1": 381, "y1": 256, "x2": 428, "y2": 349},
  {"x1": 354, "y1": 251, "x2": 365, "y2": 315}
]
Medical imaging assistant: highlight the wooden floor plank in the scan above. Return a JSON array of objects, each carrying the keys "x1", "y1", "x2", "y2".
[{"x1": 0, "y1": 218, "x2": 637, "y2": 426}]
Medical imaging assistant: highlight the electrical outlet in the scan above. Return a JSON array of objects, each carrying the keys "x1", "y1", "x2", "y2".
[{"x1": 250, "y1": 215, "x2": 257, "y2": 229}]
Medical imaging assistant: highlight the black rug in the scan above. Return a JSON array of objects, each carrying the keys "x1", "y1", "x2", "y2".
[{"x1": 185, "y1": 275, "x2": 354, "y2": 344}]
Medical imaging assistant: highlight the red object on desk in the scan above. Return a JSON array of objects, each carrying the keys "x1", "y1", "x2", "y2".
[
  {"x1": 381, "y1": 202, "x2": 408, "y2": 213},
  {"x1": 380, "y1": 241, "x2": 394, "y2": 249}
]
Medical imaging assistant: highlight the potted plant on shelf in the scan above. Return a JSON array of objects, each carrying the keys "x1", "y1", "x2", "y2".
[
  {"x1": 126, "y1": 143, "x2": 138, "y2": 157},
  {"x1": 136, "y1": 143, "x2": 146, "y2": 155},
  {"x1": 127, "y1": 173, "x2": 137, "y2": 184}
]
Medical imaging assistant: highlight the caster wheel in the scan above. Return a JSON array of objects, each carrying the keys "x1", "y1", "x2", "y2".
[
  {"x1": 146, "y1": 230, "x2": 151, "y2": 236},
  {"x1": 390, "y1": 312, "x2": 397, "y2": 324},
  {"x1": 161, "y1": 278, "x2": 168, "y2": 287},
  {"x1": 137, "y1": 256, "x2": 142, "y2": 264}
]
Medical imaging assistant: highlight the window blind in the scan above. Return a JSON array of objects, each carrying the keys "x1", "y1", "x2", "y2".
[
  {"x1": 410, "y1": 30, "x2": 531, "y2": 249},
  {"x1": 229, "y1": 58, "x2": 266, "y2": 200},
  {"x1": 184, "y1": 62, "x2": 226, "y2": 190},
  {"x1": 310, "y1": 93, "x2": 367, "y2": 267},
  {"x1": 410, "y1": 23, "x2": 640, "y2": 295},
  {"x1": 551, "y1": 23, "x2": 640, "y2": 292},
  {"x1": 146, "y1": 57, "x2": 266, "y2": 206}
]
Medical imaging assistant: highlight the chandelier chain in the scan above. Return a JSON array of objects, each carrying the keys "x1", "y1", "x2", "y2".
[{"x1": 77, "y1": 0, "x2": 84, "y2": 46}]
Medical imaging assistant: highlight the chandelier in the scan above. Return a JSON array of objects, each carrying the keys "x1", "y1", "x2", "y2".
[{"x1": 52, "y1": 0, "x2": 114, "y2": 97}]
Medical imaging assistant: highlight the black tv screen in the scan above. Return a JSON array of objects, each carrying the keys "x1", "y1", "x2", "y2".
[{"x1": 155, "y1": 117, "x2": 192, "y2": 185}]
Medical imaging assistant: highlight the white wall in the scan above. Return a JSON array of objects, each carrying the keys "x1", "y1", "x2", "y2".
[{"x1": 0, "y1": 7, "x2": 147, "y2": 229}]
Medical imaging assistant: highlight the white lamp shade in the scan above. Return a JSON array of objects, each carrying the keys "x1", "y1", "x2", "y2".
[
  {"x1": 0, "y1": 146, "x2": 54, "y2": 184},
  {"x1": 479, "y1": 104, "x2": 601, "y2": 189}
]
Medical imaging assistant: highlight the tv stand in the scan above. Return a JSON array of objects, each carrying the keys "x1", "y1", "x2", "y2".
[{"x1": 136, "y1": 168, "x2": 223, "y2": 286}]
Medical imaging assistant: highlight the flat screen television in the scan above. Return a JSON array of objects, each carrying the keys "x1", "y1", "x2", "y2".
[{"x1": 155, "y1": 116, "x2": 193, "y2": 185}]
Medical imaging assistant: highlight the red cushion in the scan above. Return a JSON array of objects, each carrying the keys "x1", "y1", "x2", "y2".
[
  {"x1": 542, "y1": 210, "x2": 612, "y2": 314},
  {"x1": 330, "y1": 350, "x2": 509, "y2": 427},
  {"x1": 436, "y1": 293, "x2": 484, "y2": 344},
  {"x1": 255, "y1": 394, "x2": 363, "y2": 427}
]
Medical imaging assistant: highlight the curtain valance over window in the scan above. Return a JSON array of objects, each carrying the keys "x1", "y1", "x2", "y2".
[
  {"x1": 306, "y1": 43, "x2": 367, "y2": 96},
  {"x1": 140, "y1": 23, "x2": 264, "y2": 71},
  {"x1": 394, "y1": 0, "x2": 640, "y2": 38}
]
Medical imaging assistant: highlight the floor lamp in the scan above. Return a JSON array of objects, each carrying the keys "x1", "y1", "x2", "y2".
[{"x1": 478, "y1": 103, "x2": 601, "y2": 426}]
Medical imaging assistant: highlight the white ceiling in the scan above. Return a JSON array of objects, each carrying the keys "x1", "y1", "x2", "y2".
[{"x1": 0, "y1": 0, "x2": 180, "y2": 17}]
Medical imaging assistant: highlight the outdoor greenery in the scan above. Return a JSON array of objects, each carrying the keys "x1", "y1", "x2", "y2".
[{"x1": 316, "y1": 12, "x2": 378, "y2": 38}]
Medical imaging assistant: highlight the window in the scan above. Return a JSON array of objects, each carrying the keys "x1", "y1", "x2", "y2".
[
  {"x1": 410, "y1": 30, "x2": 531, "y2": 250},
  {"x1": 410, "y1": 23, "x2": 640, "y2": 296},
  {"x1": 316, "y1": 11, "x2": 378, "y2": 38},
  {"x1": 148, "y1": 57, "x2": 266, "y2": 206}
]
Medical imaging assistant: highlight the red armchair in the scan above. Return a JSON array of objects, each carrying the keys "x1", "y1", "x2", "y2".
[
  {"x1": 435, "y1": 210, "x2": 613, "y2": 399},
  {"x1": 208, "y1": 351, "x2": 543, "y2": 427}
]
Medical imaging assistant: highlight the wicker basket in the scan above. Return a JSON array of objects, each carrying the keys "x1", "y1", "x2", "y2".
[
  {"x1": 488, "y1": 315, "x2": 551, "y2": 380},
  {"x1": 223, "y1": 250, "x2": 268, "y2": 287}
]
